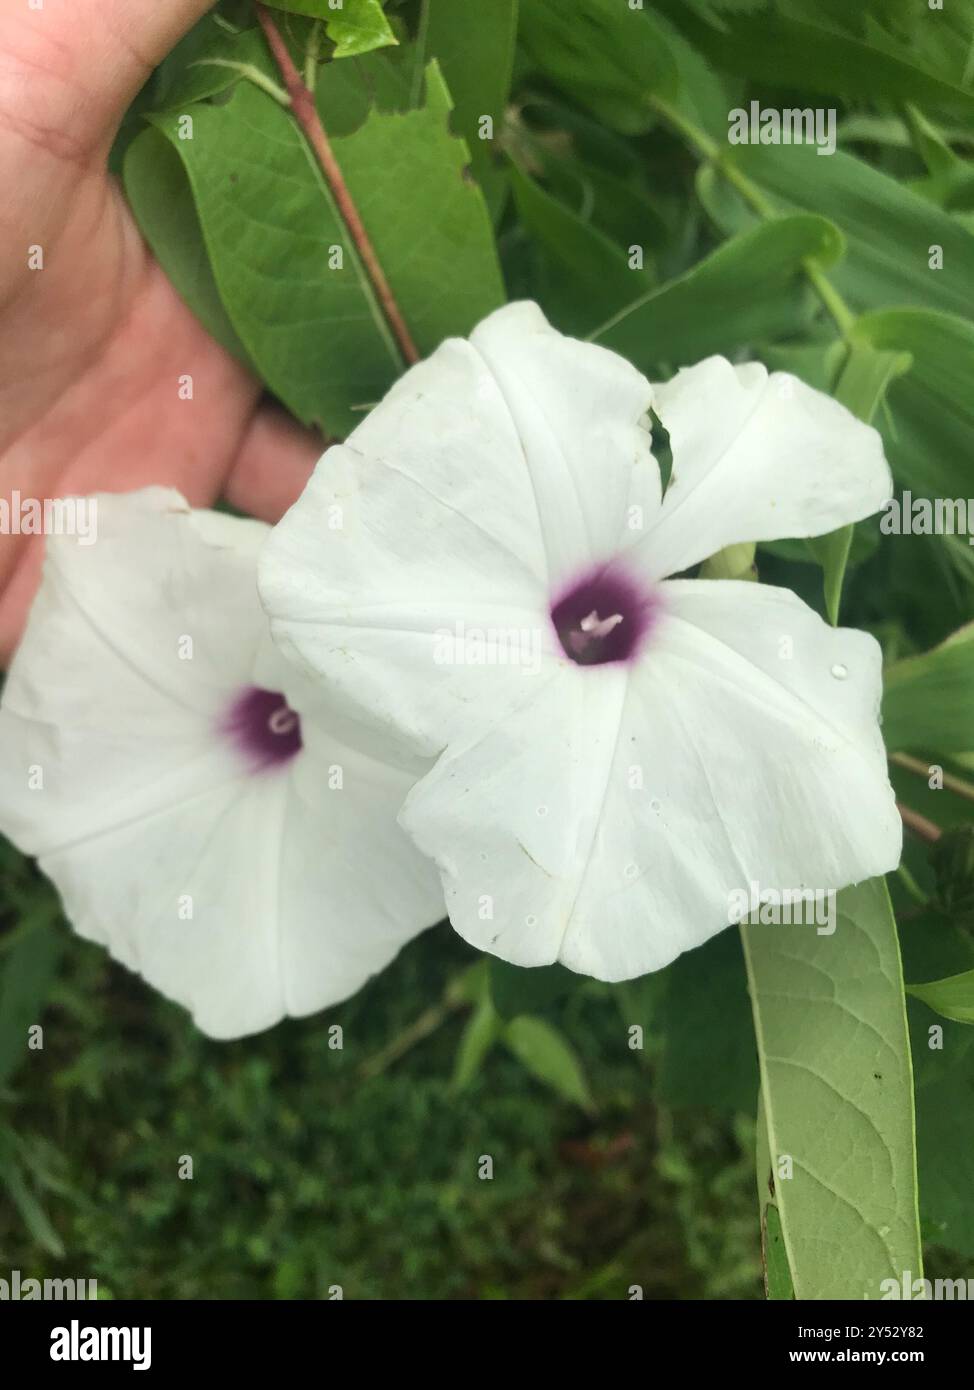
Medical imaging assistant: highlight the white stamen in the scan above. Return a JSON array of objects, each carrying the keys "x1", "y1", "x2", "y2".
[
  {"x1": 579, "y1": 609, "x2": 624, "y2": 639},
  {"x1": 268, "y1": 706, "x2": 298, "y2": 736}
]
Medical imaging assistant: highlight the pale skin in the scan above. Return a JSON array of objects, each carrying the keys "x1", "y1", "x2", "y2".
[{"x1": 0, "y1": 0, "x2": 320, "y2": 662}]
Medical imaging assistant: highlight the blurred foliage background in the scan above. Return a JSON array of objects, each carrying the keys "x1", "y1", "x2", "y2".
[{"x1": 4, "y1": 0, "x2": 974, "y2": 1297}]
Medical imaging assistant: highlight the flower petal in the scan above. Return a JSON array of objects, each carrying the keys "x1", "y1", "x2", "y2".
[
  {"x1": 560, "y1": 578, "x2": 902, "y2": 979},
  {"x1": 635, "y1": 357, "x2": 892, "y2": 580},
  {"x1": 0, "y1": 489, "x2": 443, "y2": 1038},
  {"x1": 259, "y1": 302, "x2": 659, "y2": 753},
  {"x1": 401, "y1": 578, "x2": 900, "y2": 981},
  {"x1": 399, "y1": 660, "x2": 628, "y2": 966},
  {"x1": 469, "y1": 301, "x2": 660, "y2": 581}
]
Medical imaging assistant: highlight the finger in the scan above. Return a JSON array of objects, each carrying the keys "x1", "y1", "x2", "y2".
[
  {"x1": 0, "y1": 530, "x2": 42, "y2": 667},
  {"x1": 0, "y1": 0, "x2": 214, "y2": 166},
  {"x1": 223, "y1": 405, "x2": 321, "y2": 525}
]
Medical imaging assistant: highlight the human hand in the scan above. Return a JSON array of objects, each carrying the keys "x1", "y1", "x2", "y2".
[{"x1": 0, "y1": 0, "x2": 320, "y2": 662}]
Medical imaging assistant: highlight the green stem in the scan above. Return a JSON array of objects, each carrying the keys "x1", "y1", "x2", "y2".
[
  {"x1": 303, "y1": 19, "x2": 322, "y2": 94},
  {"x1": 648, "y1": 94, "x2": 856, "y2": 342},
  {"x1": 358, "y1": 1002, "x2": 456, "y2": 1080},
  {"x1": 189, "y1": 58, "x2": 290, "y2": 107}
]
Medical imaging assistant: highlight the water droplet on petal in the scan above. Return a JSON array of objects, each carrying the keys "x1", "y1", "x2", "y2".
[{"x1": 830, "y1": 663, "x2": 848, "y2": 680}]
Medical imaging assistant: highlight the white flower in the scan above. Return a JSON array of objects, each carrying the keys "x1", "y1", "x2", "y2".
[
  {"x1": 260, "y1": 302, "x2": 902, "y2": 982},
  {"x1": 0, "y1": 489, "x2": 443, "y2": 1039}
]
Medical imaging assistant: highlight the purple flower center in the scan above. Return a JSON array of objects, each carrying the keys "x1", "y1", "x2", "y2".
[
  {"x1": 551, "y1": 563, "x2": 657, "y2": 667},
  {"x1": 222, "y1": 687, "x2": 302, "y2": 771}
]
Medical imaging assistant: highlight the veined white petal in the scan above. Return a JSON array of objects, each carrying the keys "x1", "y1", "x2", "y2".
[
  {"x1": 469, "y1": 301, "x2": 660, "y2": 581},
  {"x1": 560, "y1": 579, "x2": 901, "y2": 978},
  {"x1": 636, "y1": 357, "x2": 893, "y2": 581},
  {"x1": 259, "y1": 302, "x2": 659, "y2": 753},
  {"x1": 402, "y1": 579, "x2": 900, "y2": 981},
  {"x1": 399, "y1": 660, "x2": 628, "y2": 966},
  {"x1": 0, "y1": 489, "x2": 442, "y2": 1039}
]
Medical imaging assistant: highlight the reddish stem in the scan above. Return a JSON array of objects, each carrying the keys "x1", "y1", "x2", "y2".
[
  {"x1": 896, "y1": 802, "x2": 942, "y2": 844},
  {"x1": 255, "y1": 4, "x2": 420, "y2": 366}
]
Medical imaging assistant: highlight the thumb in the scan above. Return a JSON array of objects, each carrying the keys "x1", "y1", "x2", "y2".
[{"x1": 0, "y1": 0, "x2": 214, "y2": 162}]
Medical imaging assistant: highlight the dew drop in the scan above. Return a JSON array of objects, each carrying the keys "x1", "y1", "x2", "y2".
[
  {"x1": 525, "y1": 914, "x2": 537, "y2": 928},
  {"x1": 830, "y1": 663, "x2": 848, "y2": 680},
  {"x1": 536, "y1": 805, "x2": 548, "y2": 818}
]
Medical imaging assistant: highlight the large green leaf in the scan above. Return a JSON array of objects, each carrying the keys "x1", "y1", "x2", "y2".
[
  {"x1": 670, "y1": 5, "x2": 974, "y2": 115},
  {"x1": 807, "y1": 336, "x2": 912, "y2": 625},
  {"x1": 908, "y1": 999, "x2": 974, "y2": 1257},
  {"x1": 856, "y1": 308, "x2": 974, "y2": 500},
  {"x1": 741, "y1": 879, "x2": 922, "y2": 1298},
  {"x1": 132, "y1": 63, "x2": 503, "y2": 433},
  {"x1": 508, "y1": 162, "x2": 654, "y2": 336},
  {"x1": 123, "y1": 128, "x2": 254, "y2": 365},
  {"x1": 883, "y1": 624, "x2": 974, "y2": 756},
  {"x1": 519, "y1": 0, "x2": 679, "y2": 134},
  {"x1": 711, "y1": 145, "x2": 974, "y2": 322},
  {"x1": 590, "y1": 215, "x2": 843, "y2": 375},
  {"x1": 901, "y1": 916, "x2": 974, "y2": 1258},
  {"x1": 658, "y1": 930, "x2": 758, "y2": 1114},
  {"x1": 412, "y1": 0, "x2": 518, "y2": 212},
  {"x1": 152, "y1": 17, "x2": 273, "y2": 111}
]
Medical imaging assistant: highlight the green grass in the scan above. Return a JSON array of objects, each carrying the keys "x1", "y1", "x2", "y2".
[{"x1": 0, "y1": 846, "x2": 763, "y2": 1300}]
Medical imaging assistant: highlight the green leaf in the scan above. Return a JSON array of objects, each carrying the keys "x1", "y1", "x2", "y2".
[
  {"x1": 714, "y1": 146, "x2": 974, "y2": 323},
  {"x1": 508, "y1": 161, "x2": 653, "y2": 335},
  {"x1": 883, "y1": 623, "x2": 974, "y2": 755},
  {"x1": 893, "y1": 917, "x2": 974, "y2": 1257},
  {"x1": 152, "y1": 17, "x2": 273, "y2": 111},
  {"x1": 519, "y1": 0, "x2": 679, "y2": 134},
  {"x1": 590, "y1": 215, "x2": 844, "y2": 376},
  {"x1": 741, "y1": 878, "x2": 922, "y2": 1298},
  {"x1": 855, "y1": 308, "x2": 974, "y2": 500},
  {"x1": 807, "y1": 336, "x2": 912, "y2": 625},
  {"x1": 0, "y1": 1130, "x2": 64, "y2": 1258},
  {"x1": 413, "y1": 0, "x2": 517, "y2": 213},
  {"x1": 756, "y1": 1086, "x2": 795, "y2": 1297},
  {"x1": 502, "y1": 1015, "x2": 595, "y2": 1112},
  {"x1": 123, "y1": 128, "x2": 254, "y2": 365},
  {"x1": 451, "y1": 998, "x2": 501, "y2": 1091},
  {"x1": 265, "y1": 0, "x2": 399, "y2": 59},
  {"x1": 907, "y1": 969, "x2": 974, "y2": 1025},
  {"x1": 761, "y1": 1201, "x2": 795, "y2": 1300},
  {"x1": 929, "y1": 826, "x2": 974, "y2": 921},
  {"x1": 673, "y1": 6, "x2": 974, "y2": 115},
  {"x1": 658, "y1": 929, "x2": 758, "y2": 1113},
  {"x1": 908, "y1": 998, "x2": 974, "y2": 1257},
  {"x1": 132, "y1": 62, "x2": 503, "y2": 432},
  {"x1": 0, "y1": 919, "x2": 63, "y2": 1091},
  {"x1": 488, "y1": 957, "x2": 575, "y2": 1022}
]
